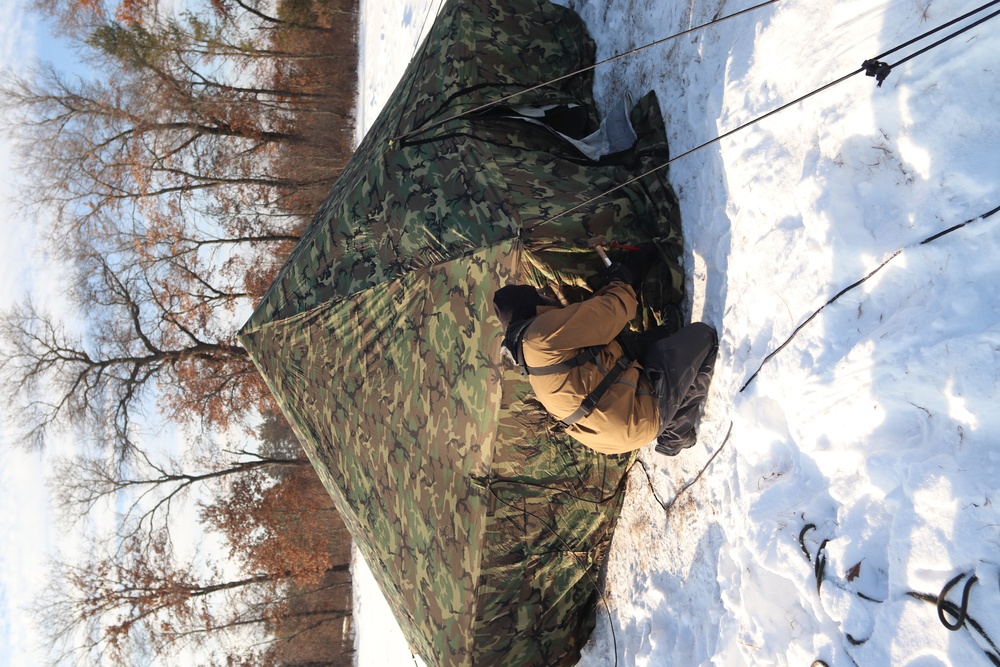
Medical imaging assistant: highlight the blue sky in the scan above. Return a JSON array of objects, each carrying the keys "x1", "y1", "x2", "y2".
[
  {"x1": 0, "y1": 2, "x2": 87, "y2": 664},
  {"x1": 0, "y1": 0, "x2": 49, "y2": 656},
  {"x1": 0, "y1": 7, "x2": 235, "y2": 663},
  {"x1": 0, "y1": 0, "x2": 41, "y2": 665}
]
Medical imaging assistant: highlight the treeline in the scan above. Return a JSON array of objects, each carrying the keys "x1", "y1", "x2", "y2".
[{"x1": 0, "y1": 0, "x2": 360, "y2": 665}]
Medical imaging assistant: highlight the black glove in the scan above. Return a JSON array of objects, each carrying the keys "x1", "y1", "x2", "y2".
[
  {"x1": 602, "y1": 261, "x2": 634, "y2": 287},
  {"x1": 601, "y1": 242, "x2": 657, "y2": 291},
  {"x1": 620, "y1": 242, "x2": 657, "y2": 287}
]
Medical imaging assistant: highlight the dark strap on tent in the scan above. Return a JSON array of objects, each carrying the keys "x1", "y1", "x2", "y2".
[
  {"x1": 503, "y1": 317, "x2": 635, "y2": 424},
  {"x1": 525, "y1": 346, "x2": 602, "y2": 376},
  {"x1": 560, "y1": 354, "x2": 633, "y2": 427},
  {"x1": 502, "y1": 318, "x2": 535, "y2": 376},
  {"x1": 506, "y1": 318, "x2": 631, "y2": 376}
]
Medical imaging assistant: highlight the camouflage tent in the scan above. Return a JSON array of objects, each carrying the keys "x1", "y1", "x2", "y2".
[{"x1": 239, "y1": 0, "x2": 684, "y2": 664}]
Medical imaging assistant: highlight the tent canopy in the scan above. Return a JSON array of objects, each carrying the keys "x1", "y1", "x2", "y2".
[{"x1": 240, "y1": 0, "x2": 684, "y2": 664}]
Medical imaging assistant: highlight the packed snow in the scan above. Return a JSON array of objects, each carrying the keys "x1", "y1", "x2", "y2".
[{"x1": 353, "y1": 0, "x2": 1000, "y2": 665}]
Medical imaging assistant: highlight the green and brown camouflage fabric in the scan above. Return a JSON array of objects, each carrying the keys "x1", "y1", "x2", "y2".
[{"x1": 239, "y1": 0, "x2": 684, "y2": 664}]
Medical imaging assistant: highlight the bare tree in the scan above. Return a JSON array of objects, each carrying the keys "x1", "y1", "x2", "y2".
[
  {"x1": 0, "y1": 244, "x2": 267, "y2": 459},
  {"x1": 7, "y1": 1, "x2": 363, "y2": 662},
  {"x1": 36, "y1": 459, "x2": 355, "y2": 667},
  {"x1": 1, "y1": 62, "x2": 299, "y2": 238},
  {"x1": 34, "y1": 528, "x2": 325, "y2": 667},
  {"x1": 54, "y1": 448, "x2": 310, "y2": 536}
]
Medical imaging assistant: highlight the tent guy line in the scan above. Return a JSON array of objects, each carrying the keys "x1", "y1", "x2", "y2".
[
  {"x1": 388, "y1": 0, "x2": 782, "y2": 146},
  {"x1": 862, "y1": 0, "x2": 1000, "y2": 86},
  {"x1": 635, "y1": 421, "x2": 735, "y2": 514},
  {"x1": 410, "y1": 0, "x2": 449, "y2": 60},
  {"x1": 739, "y1": 202, "x2": 1000, "y2": 392},
  {"x1": 527, "y1": 0, "x2": 1000, "y2": 230}
]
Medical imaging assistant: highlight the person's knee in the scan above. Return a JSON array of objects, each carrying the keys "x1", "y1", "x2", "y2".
[
  {"x1": 684, "y1": 322, "x2": 718, "y2": 349},
  {"x1": 691, "y1": 321, "x2": 717, "y2": 337},
  {"x1": 686, "y1": 323, "x2": 718, "y2": 372}
]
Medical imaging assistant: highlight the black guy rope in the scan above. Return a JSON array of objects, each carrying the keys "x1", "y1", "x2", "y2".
[
  {"x1": 527, "y1": 64, "x2": 866, "y2": 231},
  {"x1": 527, "y1": 0, "x2": 1000, "y2": 229},
  {"x1": 863, "y1": 0, "x2": 1000, "y2": 86},
  {"x1": 937, "y1": 571, "x2": 979, "y2": 631},
  {"x1": 799, "y1": 521, "x2": 886, "y2": 608},
  {"x1": 636, "y1": 421, "x2": 734, "y2": 513},
  {"x1": 799, "y1": 520, "x2": 881, "y2": 660},
  {"x1": 738, "y1": 203, "x2": 1000, "y2": 392},
  {"x1": 391, "y1": 0, "x2": 782, "y2": 145},
  {"x1": 802, "y1": 530, "x2": 1000, "y2": 665},
  {"x1": 798, "y1": 523, "x2": 829, "y2": 596}
]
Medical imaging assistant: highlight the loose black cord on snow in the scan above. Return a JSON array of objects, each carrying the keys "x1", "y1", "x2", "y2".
[
  {"x1": 800, "y1": 527, "x2": 1000, "y2": 664},
  {"x1": 937, "y1": 572, "x2": 979, "y2": 631},
  {"x1": 391, "y1": 0, "x2": 782, "y2": 145},
  {"x1": 863, "y1": 0, "x2": 1000, "y2": 86},
  {"x1": 798, "y1": 522, "x2": 886, "y2": 607},
  {"x1": 739, "y1": 203, "x2": 1000, "y2": 393},
  {"x1": 636, "y1": 421, "x2": 734, "y2": 513},
  {"x1": 799, "y1": 521, "x2": 876, "y2": 662},
  {"x1": 798, "y1": 524, "x2": 829, "y2": 596},
  {"x1": 907, "y1": 572, "x2": 1000, "y2": 665}
]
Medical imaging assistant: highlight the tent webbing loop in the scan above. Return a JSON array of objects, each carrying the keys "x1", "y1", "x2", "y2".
[
  {"x1": 863, "y1": 0, "x2": 1000, "y2": 86},
  {"x1": 738, "y1": 203, "x2": 1000, "y2": 392},
  {"x1": 390, "y1": 0, "x2": 781, "y2": 145}
]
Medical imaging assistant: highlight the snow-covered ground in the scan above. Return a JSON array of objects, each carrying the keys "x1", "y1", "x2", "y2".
[{"x1": 353, "y1": 0, "x2": 1000, "y2": 665}]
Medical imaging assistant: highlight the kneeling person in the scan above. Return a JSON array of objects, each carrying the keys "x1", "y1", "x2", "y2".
[{"x1": 493, "y1": 277, "x2": 716, "y2": 456}]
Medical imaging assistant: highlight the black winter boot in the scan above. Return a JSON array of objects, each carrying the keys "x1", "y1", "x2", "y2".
[{"x1": 655, "y1": 429, "x2": 697, "y2": 456}]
